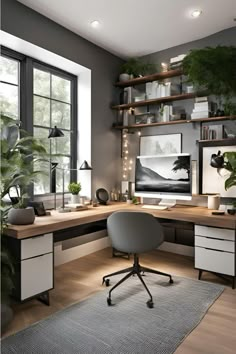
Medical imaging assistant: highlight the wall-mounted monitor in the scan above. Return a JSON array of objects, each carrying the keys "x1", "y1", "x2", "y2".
[{"x1": 135, "y1": 153, "x2": 192, "y2": 201}]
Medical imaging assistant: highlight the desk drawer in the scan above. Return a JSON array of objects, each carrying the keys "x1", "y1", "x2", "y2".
[
  {"x1": 195, "y1": 225, "x2": 235, "y2": 241},
  {"x1": 21, "y1": 233, "x2": 53, "y2": 260},
  {"x1": 195, "y1": 246, "x2": 235, "y2": 276},
  {"x1": 21, "y1": 253, "x2": 53, "y2": 300},
  {"x1": 195, "y1": 235, "x2": 235, "y2": 253}
]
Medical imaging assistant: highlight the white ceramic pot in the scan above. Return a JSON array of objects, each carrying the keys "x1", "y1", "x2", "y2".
[
  {"x1": 71, "y1": 194, "x2": 80, "y2": 204},
  {"x1": 8, "y1": 207, "x2": 35, "y2": 225},
  {"x1": 119, "y1": 73, "x2": 130, "y2": 82},
  {"x1": 207, "y1": 195, "x2": 220, "y2": 210}
]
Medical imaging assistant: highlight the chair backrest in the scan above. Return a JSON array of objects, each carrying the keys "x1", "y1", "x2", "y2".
[{"x1": 107, "y1": 211, "x2": 164, "y2": 254}]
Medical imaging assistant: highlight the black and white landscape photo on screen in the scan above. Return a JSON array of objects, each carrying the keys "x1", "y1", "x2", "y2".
[{"x1": 135, "y1": 155, "x2": 191, "y2": 194}]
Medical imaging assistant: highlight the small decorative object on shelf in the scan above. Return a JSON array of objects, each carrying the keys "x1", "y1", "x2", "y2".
[{"x1": 169, "y1": 54, "x2": 186, "y2": 69}]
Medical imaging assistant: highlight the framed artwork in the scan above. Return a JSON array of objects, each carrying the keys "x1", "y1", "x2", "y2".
[
  {"x1": 199, "y1": 140, "x2": 236, "y2": 197},
  {"x1": 140, "y1": 133, "x2": 182, "y2": 156}
]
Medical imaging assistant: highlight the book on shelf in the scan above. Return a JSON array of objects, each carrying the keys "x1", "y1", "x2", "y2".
[
  {"x1": 123, "y1": 86, "x2": 132, "y2": 104},
  {"x1": 191, "y1": 111, "x2": 209, "y2": 119},
  {"x1": 201, "y1": 124, "x2": 224, "y2": 140},
  {"x1": 146, "y1": 81, "x2": 171, "y2": 99},
  {"x1": 193, "y1": 102, "x2": 210, "y2": 111}
]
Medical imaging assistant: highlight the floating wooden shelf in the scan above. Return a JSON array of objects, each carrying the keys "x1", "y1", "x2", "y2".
[
  {"x1": 115, "y1": 69, "x2": 183, "y2": 88},
  {"x1": 113, "y1": 115, "x2": 236, "y2": 130},
  {"x1": 197, "y1": 137, "x2": 236, "y2": 144},
  {"x1": 111, "y1": 92, "x2": 200, "y2": 110}
]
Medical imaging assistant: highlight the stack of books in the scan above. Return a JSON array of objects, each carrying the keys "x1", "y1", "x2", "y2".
[
  {"x1": 169, "y1": 54, "x2": 186, "y2": 69},
  {"x1": 65, "y1": 203, "x2": 88, "y2": 212},
  {"x1": 191, "y1": 97, "x2": 209, "y2": 119}
]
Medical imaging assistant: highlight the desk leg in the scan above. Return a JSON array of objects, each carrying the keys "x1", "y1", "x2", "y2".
[
  {"x1": 198, "y1": 269, "x2": 203, "y2": 280},
  {"x1": 37, "y1": 291, "x2": 50, "y2": 306}
]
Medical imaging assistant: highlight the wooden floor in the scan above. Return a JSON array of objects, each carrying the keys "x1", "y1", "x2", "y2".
[{"x1": 3, "y1": 248, "x2": 236, "y2": 353}]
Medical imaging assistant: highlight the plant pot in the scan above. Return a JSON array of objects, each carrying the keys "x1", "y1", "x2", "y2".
[
  {"x1": 227, "y1": 209, "x2": 236, "y2": 215},
  {"x1": 119, "y1": 73, "x2": 130, "y2": 82},
  {"x1": 8, "y1": 207, "x2": 35, "y2": 225},
  {"x1": 71, "y1": 194, "x2": 80, "y2": 204},
  {"x1": 1, "y1": 304, "x2": 13, "y2": 333}
]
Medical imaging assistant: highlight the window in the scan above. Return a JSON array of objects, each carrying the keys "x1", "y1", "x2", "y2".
[
  {"x1": 0, "y1": 55, "x2": 20, "y2": 120},
  {"x1": 0, "y1": 48, "x2": 77, "y2": 196},
  {"x1": 33, "y1": 65, "x2": 75, "y2": 194}
]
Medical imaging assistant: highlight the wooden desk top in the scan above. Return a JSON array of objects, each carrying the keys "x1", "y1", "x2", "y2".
[{"x1": 5, "y1": 203, "x2": 236, "y2": 239}]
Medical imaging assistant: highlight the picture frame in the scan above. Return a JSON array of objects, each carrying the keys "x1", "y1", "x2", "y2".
[
  {"x1": 140, "y1": 133, "x2": 182, "y2": 156},
  {"x1": 199, "y1": 139, "x2": 236, "y2": 197}
]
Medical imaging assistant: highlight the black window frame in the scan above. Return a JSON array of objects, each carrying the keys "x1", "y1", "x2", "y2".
[{"x1": 1, "y1": 46, "x2": 78, "y2": 196}]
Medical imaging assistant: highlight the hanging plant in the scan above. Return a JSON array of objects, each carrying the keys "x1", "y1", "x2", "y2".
[{"x1": 183, "y1": 46, "x2": 236, "y2": 114}]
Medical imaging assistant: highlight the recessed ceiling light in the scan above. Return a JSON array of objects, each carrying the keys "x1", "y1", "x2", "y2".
[
  {"x1": 191, "y1": 10, "x2": 202, "y2": 18},
  {"x1": 90, "y1": 20, "x2": 100, "y2": 28}
]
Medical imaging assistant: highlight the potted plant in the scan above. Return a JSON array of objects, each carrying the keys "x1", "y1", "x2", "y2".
[
  {"x1": 119, "y1": 58, "x2": 157, "y2": 81},
  {"x1": 1, "y1": 114, "x2": 48, "y2": 225},
  {"x1": 68, "y1": 182, "x2": 82, "y2": 204},
  {"x1": 182, "y1": 46, "x2": 236, "y2": 114}
]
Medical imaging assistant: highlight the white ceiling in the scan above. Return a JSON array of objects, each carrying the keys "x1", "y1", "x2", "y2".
[{"x1": 18, "y1": 0, "x2": 236, "y2": 58}]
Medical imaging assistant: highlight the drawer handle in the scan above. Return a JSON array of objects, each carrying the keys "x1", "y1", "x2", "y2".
[
  {"x1": 31, "y1": 235, "x2": 48, "y2": 240},
  {"x1": 204, "y1": 247, "x2": 224, "y2": 252}
]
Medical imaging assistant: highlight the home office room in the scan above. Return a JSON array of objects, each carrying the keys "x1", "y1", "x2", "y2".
[{"x1": 1, "y1": 1, "x2": 236, "y2": 353}]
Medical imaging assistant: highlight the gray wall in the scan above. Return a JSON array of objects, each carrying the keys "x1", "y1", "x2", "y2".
[
  {"x1": 1, "y1": 0, "x2": 123, "y2": 197},
  {"x1": 140, "y1": 27, "x2": 236, "y2": 160}
]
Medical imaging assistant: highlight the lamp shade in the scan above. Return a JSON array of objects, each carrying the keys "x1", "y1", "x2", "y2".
[
  {"x1": 79, "y1": 160, "x2": 92, "y2": 170},
  {"x1": 48, "y1": 126, "x2": 64, "y2": 138}
]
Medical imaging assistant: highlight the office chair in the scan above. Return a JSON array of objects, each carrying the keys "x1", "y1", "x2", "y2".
[{"x1": 102, "y1": 211, "x2": 173, "y2": 308}]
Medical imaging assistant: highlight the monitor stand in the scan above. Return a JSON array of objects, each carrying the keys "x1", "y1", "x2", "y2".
[{"x1": 159, "y1": 199, "x2": 176, "y2": 208}]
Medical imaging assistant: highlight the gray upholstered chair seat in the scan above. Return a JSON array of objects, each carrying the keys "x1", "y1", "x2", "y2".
[{"x1": 103, "y1": 211, "x2": 173, "y2": 308}]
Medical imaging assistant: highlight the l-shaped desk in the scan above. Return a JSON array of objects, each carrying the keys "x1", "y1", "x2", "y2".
[{"x1": 4, "y1": 203, "x2": 236, "y2": 304}]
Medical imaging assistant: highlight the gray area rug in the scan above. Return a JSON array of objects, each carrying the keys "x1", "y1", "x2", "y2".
[{"x1": 2, "y1": 275, "x2": 224, "y2": 354}]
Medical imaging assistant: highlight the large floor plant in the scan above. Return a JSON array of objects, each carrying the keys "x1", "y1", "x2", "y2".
[{"x1": 1, "y1": 114, "x2": 48, "y2": 330}]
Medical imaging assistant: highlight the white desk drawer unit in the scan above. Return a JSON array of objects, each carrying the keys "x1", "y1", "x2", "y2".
[
  {"x1": 195, "y1": 225, "x2": 235, "y2": 289},
  {"x1": 8, "y1": 233, "x2": 54, "y2": 305}
]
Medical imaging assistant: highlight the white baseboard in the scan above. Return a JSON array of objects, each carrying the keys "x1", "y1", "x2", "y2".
[
  {"x1": 159, "y1": 242, "x2": 194, "y2": 257},
  {"x1": 54, "y1": 233, "x2": 111, "y2": 266}
]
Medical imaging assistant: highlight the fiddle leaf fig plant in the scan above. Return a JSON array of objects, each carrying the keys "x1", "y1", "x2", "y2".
[
  {"x1": 1, "y1": 114, "x2": 48, "y2": 209},
  {"x1": 1, "y1": 114, "x2": 49, "y2": 304}
]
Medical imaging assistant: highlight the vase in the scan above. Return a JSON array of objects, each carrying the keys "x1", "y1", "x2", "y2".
[
  {"x1": 8, "y1": 207, "x2": 35, "y2": 225},
  {"x1": 71, "y1": 194, "x2": 80, "y2": 204},
  {"x1": 119, "y1": 73, "x2": 129, "y2": 82}
]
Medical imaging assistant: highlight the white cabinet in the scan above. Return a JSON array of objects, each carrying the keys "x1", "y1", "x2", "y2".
[
  {"x1": 195, "y1": 225, "x2": 235, "y2": 288},
  {"x1": 11, "y1": 233, "x2": 54, "y2": 304}
]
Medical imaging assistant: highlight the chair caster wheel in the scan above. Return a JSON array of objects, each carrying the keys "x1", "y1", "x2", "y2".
[
  {"x1": 169, "y1": 278, "x2": 174, "y2": 284},
  {"x1": 105, "y1": 279, "x2": 110, "y2": 287},
  {"x1": 107, "y1": 297, "x2": 112, "y2": 306},
  {"x1": 146, "y1": 300, "x2": 153, "y2": 308}
]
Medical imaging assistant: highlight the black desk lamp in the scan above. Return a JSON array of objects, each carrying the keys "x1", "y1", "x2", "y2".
[
  {"x1": 48, "y1": 126, "x2": 64, "y2": 209},
  {"x1": 48, "y1": 126, "x2": 64, "y2": 138},
  {"x1": 79, "y1": 160, "x2": 92, "y2": 170}
]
